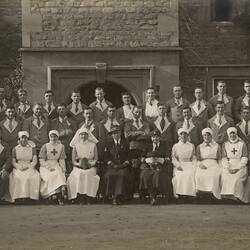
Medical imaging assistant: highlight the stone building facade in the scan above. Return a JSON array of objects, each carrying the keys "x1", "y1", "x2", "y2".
[{"x1": 1, "y1": 0, "x2": 250, "y2": 104}]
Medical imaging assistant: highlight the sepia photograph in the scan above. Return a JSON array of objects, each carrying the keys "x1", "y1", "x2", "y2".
[{"x1": 0, "y1": 0, "x2": 250, "y2": 249}]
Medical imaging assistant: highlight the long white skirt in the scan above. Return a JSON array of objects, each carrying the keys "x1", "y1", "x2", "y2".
[
  {"x1": 67, "y1": 167, "x2": 100, "y2": 199},
  {"x1": 172, "y1": 162, "x2": 196, "y2": 197},
  {"x1": 40, "y1": 160, "x2": 66, "y2": 198},
  {"x1": 195, "y1": 159, "x2": 221, "y2": 199},
  {"x1": 9, "y1": 166, "x2": 40, "y2": 201},
  {"x1": 221, "y1": 159, "x2": 248, "y2": 203}
]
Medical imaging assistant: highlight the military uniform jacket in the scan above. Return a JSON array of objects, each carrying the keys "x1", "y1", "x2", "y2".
[
  {"x1": 234, "y1": 95, "x2": 250, "y2": 122},
  {"x1": 207, "y1": 114, "x2": 234, "y2": 145},
  {"x1": 43, "y1": 103, "x2": 58, "y2": 120},
  {"x1": 190, "y1": 100, "x2": 214, "y2": 128},
  {"x1": 67, "y1": 102, "x2": 88, "y2": 126},
  {"x1": 124, "y1": 119, "x2": 151, "y2": 151},
  {"x1": 14, "y1": 101, "x2": 33, "y2": 120},
  {"x1": 0, "y1": 118, "x2": 22, "y2": 150},
  {"x1": 236, "y1": 120, "x2": 250, "y2": 152},
  {"x1": 89, "y1": 99, "x2": 112, "y2": 122},
  {"x1": 166, "y1": 97, "x2": 190, "y2": 123},
  {"x1": 22, "y1": 116, "x2": 49, "y2": 150}
]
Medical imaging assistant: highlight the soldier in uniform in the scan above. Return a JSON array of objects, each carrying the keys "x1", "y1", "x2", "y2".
[
  {"x1": 67, "y1": 89, "x2": 88, "y2": 126},
  {"x1": 14, "y1": 88, "x2": 33, "y2": 120},
  {"x1": 0, "y1": 106, "x2": 22, "y2": 153},
  {"x1": 166, "y1": 85, "x2": 190, "y2": 123},
  {"x1": 116, "y1": 92, "x2": 135, "y2": 123},
  {"x1": 175, "y1": 106, "x2": 203, "y2": 147},
  {"x1": 142, "y1": 87, "x2": 159, "y2": 122},
  {"x1": 208, "y1": 101, "x2": 234, "y2": 146},
  {"x1": 190, "y1": 87, "x2": 214, "y2": 128},
  {"x1": 43, "y1": 90, "x2": 58, "y2": 121},
  {"x1": 209, "y1": 80, "x2": 234, "y2": 118},
  {"x1": 22, "y1": 103, "x2": 50, "y2": 153},
  {"x1": 89, "y1": 87, "x2": 112, "y2": 122}
]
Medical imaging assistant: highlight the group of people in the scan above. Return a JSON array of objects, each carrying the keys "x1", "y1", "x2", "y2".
[{"x1": 0, "y1": 80, "x2": 250, "y2": 205}]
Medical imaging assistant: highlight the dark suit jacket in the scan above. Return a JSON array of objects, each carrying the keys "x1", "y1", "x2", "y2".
[
  {"x1": 14, "y1": 101, "x2": 33, "y2": 120},
  {"x1": 236, "y1": 120, "x2": 250, "y2": 151},
  {"x1": 42, "y1": 103, "x2": 58, "y2": 120},
  {"x1": 0, "y1": 145, "x2": 12, "y2": 172},
  {"x1": 105, "y1": 138, "x2": 130, "y2": 166},
  {"x1": 67, "y1": 102, "x2": 88, "y2": 126}
]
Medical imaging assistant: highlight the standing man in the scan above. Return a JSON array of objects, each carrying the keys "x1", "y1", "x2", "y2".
[
  {"x1": 151, "y1": 103, "x2": 175, "y2": 156},
  {"x1": 0, "y1": 106, "x2": 22, "y2": 152},
  {"x1": 43, "y1": 90, "x2": 58, "y2": 120},
  {"x1": 51, "y1": 103, "x2": 77, "y2": 173},
  {"x1": 208, "y1": 101, "x2": 234, "y2": 145},
  {"x1": 116, "y1": 92, "x2": 135, "y2": 123},
  {"x1": 166, "y1": 85, "x2": 190, "y2": 123},
  {"x1": 22, "y1": 103, "x2": 50, "y2": 153},
  {"x1": 89, "y1": 87, "x2": 112, "y2": 122},
  {"x1": 190, "y1": 87, "x2": 214, "y2": 128},
  {"x1": 67, "y1": 89, "x2": 88, "y2": 126},
  {"x1": 14, "y1": 88, "x2": 33, "y2": 120},
  {"x1": 142, "y1": 87, "x2": 159, "y2": 122},
  {"x1": 209, "y1": 80, "x2": 234, "y2": 118},
  {"x1": 175, "y1": 106, "x2": 203, "y2": 147},
  {"x1": 234, "y1": 80, "x2": 250, "y2": 122}
]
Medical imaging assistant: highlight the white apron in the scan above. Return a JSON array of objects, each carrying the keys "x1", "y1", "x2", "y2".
[
  {"x1": 221, "y1": 140, "x2": 249, "y2": 203},
  {"x1": 40, "y1": 143, "x2": 66, "y2": 198},
  {"x1": 172, "y1": 142, "x2": 196, "y2": 197},
  {"x1": 195, "y1": 143, "x2": 221, "y2": 199},
  {"x1": 9, "y1": 145, "x2": 40, "y2": 201},
  {"x1": 67, "y1": 141, "x2": 100, "y2": 199}
]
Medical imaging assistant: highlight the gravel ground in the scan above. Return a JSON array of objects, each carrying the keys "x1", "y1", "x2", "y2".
[{"x1": 0, "y1": 204, "x2": 250, "y2": 250}]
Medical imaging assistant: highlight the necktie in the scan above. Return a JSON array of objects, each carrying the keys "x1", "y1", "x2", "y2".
[
  {"x1": 197, "y1": 101, "x2": 201, "y2": 110},
  {"x1": 218, "y1": 116, "x2": 222, "y2": 125},
  {"x1": 9, "y1": 119, "x2": 13, "y2": 131},
  {"x1": 154, "y1": 143, "x2": 159, "y2": 151},
  {"x1": 37, "y1": 117, "x2": 41, "y2": 128},
  {"x1": 160, "y1": 118, "x2": 165, "y2": 130},
  {"x1": 187, "y1": 120, "x2": 190, "y2": 129},
  {"x1": 48, "y1": 103, "x2": 51, "y2": 113},
  {"x1": 23, "y1": 103, "x2": 27, "y2": 113},
  {"x1": 110, "y1": 119, "x2": 114, "y2": 130},
  {"x1": 205, "y1": 142, "x2": 210, "y2": 147},
  {"x1": 75, "y1": 104, "x2": 79, "y2": 113},
  {"x1": 245, "y1": 122, "x2": 249, "y2": 136},
  {"x1": 99, "y1": 102, "x2": 104, "y2": 111},
  {"x1": 135, "y1": 119, "x2": 140, "y2": 129}
]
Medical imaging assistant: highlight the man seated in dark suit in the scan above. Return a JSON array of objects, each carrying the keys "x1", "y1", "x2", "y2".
[
  {"x1": 139, "y1": 131, "x2": 172, "y2": 205},
  {"x1": 104, "y1": 125, "x2": 131, "y2": 205}
]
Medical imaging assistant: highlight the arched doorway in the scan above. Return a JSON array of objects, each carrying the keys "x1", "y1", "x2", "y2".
[{"x1": 78, "y1": 81, "x2": 137, "y2": 107}]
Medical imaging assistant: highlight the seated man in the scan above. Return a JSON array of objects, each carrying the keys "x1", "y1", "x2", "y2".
[
  {"x1": 104, "y1": 125, "x2": 131, "y2": 205},
  {"x1": 140, "y1": 131, "x2": 172, "y2": 205}
]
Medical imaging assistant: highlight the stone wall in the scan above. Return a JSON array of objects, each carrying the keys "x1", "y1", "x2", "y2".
[
  {"x1": 0, "y1": 0, "x2": 21, "y2": 66},
  {"x1": 179, "y1": 0, "x2": 250, "y2": 100},
  {"x1": 23, "y1": 0, "x2": 178, "y2": 48}
]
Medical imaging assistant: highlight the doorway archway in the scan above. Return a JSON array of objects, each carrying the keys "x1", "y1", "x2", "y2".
[{"x1": 78, "y1": 81, "x2": 137, "y2": 108}]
